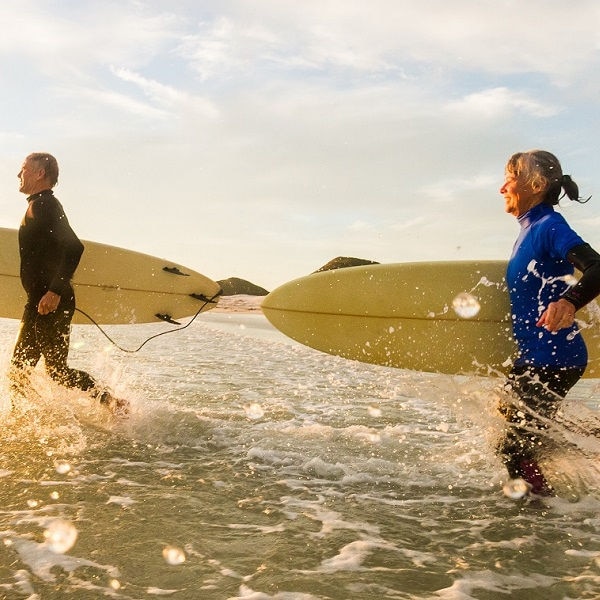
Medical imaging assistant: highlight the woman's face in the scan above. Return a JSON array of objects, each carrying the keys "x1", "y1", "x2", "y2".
[{"x1": 500, "y1": 171, "x2": 543, "y2": 218}]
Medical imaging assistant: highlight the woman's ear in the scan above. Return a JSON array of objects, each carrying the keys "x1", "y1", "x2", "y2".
[{"x1": 531, "y1": 179, "x2": 546, "y2": 195}]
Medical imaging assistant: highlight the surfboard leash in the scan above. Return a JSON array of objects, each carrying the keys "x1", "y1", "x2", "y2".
[{"x1": 74, "y1": 289, "x2": 223, "y2": 354}]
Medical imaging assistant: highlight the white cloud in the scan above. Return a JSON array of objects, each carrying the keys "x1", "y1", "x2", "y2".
[
  {"x1": 55, "y1": 83, "x2": 172, "y2": 121},
  {"x1": 0, "y1": 0, "x2": 599, "y2": 288},
  {"x1": 419, "y1": 174, "x2": 500, "y2": 203},
  {"x1": 0, "y1": 2, "x2": 181, "y2": 73},
  {"x1": 445, "y1": 88, "x2": 561, "y2": 119},
  {"x1": 111, "y1": 66, "x2": 219, "y2": 119},
  {"x1": 168, "y1": 0, "x2": 600, "y2": 84}
]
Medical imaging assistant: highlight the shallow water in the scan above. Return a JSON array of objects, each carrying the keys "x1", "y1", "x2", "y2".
[{"x1": 1, "y1": 313, "x2": 600, "y2": 599}]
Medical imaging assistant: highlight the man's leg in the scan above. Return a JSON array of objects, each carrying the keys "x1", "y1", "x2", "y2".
[{"x1": 36, "y1": 307, "x2": 97, "y2": 391}]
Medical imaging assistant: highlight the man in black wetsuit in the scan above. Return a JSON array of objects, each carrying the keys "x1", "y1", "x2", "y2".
[{"x1": 10, "y1": 152, "x2": 127, "y2": 414}]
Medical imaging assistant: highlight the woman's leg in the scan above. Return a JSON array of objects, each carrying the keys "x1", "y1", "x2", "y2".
[{"x1": 497, "y1": 365, "x2": 584, "y2": 494}]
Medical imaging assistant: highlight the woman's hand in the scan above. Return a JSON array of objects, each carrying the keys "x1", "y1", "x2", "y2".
[{"x1": 536, "y1": 298, "x2": 576, "y2": 332}]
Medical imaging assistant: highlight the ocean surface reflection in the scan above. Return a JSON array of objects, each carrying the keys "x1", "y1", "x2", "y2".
[{"x1": 0, "y1": 311, "x2": 600, "y2": 599}]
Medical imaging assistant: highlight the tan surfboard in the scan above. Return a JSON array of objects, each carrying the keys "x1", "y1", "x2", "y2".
[
  {"x1": 0, "y1": 227, "x2": 221, "y2": 324},
  {"x1": 261, "y1": 261, "x2": 600, "y2": 378}
]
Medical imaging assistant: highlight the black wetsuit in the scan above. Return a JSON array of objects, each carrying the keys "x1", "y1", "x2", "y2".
[{"x1": 11, "y1": 189, "x2": 96, "y2": 391}]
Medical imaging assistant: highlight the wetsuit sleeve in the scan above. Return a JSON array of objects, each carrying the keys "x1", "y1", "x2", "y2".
[
  {"x1": 49, "y1": 217, "x2": 84, "y2": 297},
  {"x1": 562, "y1": 243, "x2": 600, "y2": 311},
  {"x1": 32, "y1": 199, "x2": 84, "y2": 297}
]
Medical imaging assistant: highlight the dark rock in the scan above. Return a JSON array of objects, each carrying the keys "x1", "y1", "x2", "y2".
[
  {"x1": 314, "y1": 256, "x2": 379, "y2": 273},
  {"x1": 217, "y1": 277, "x2": 269, "y2": 296}
]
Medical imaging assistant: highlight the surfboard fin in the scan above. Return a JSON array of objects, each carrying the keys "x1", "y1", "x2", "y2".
[
  {"x1": 155, "y1": 313, "x2": 181, "y2": 325},
  {"x1": 190, "y1": 289, "x2": 223, "y2": 303},
  {"x1": 163, "y1": 266, "x2": 190, "y2": 276}
]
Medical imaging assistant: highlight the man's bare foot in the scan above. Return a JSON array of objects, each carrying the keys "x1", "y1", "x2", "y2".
[{"x1": 96, "y1": 390, "x2": 130, "y2": 417}]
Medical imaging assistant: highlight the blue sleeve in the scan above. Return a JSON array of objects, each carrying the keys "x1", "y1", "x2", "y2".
[{"x1": 541, "y1": 214, "x2": 585, "y2": 260}]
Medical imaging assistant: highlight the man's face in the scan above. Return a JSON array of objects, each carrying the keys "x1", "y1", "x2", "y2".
[{"x1": 18, "y1": 157, "x2": 44, "y2": 195}]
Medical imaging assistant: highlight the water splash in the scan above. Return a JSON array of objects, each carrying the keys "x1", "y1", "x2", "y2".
[
  {"x1": 43, "y1": 519, "x2": 78, "y2": 554},
  {"x1": 502, "y1": 478, "x2": 530, "y2": 499},
  {"x1": 55, "y1": 461, "x2": 71, "y2": 475},
  {"x1": 452, "y1": 293, "x2": 481, "y2": 319},
  {"x1": 244, "y1": 403, "x2": 265, "y2": 420},
  {"x1": 162, "y1": 545, "x2": 186, "y2": 565}
]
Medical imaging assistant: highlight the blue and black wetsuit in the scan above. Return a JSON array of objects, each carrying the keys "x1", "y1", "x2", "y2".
[
  {"x1": 498, "y1": 203, "x2": 600, "y2": 492},
  {"x1": 508, "y1": 203, "x2": 588, "y2": 369},
  {"x1": 11, "y1": 189, "x2": 97, "y2": 391}
]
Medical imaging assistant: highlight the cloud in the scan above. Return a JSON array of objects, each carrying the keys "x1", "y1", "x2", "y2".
[
  {"x1": 445, "y1": 88, "x2": 561, "y2": 119},
  {"x1": 0, "y1": 2, "x2": 181, "y2": 73},
  {"x1": 419, "y1": 174, "x2": 499, "y2": 203},
  {"x1": 55, "y1": 83, "x2": 172, "y2": 121},
  {"x1": 0, "y1": 0, "x2": 599, "y2": 289},
  {"x1": 168, "y1": 0, "x2": 600, "y2": 85},
  {"x1": 111, "y1": 66, "x2": 219, "y2": 119}
]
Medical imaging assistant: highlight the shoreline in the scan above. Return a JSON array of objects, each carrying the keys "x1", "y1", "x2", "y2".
[{"x1": 212, "y1": 294, "x2": 264, "y2": 314}]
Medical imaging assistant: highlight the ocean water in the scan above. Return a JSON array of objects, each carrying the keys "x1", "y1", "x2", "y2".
[{"x1": 1, "y1": 310, "x2": 600, "y2": 599}]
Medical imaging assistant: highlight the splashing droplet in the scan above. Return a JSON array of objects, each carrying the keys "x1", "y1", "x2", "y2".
[
  {"x1": 563, "y1": 274, "x2": 578, "y2": 286},
  {"x1": 244, "y1": 403, "x2": 265, "y2": 420},
  {"x1": 162, "y1": 545, "x2": 186, "y2": 565},
  {"x1": 55, "y1": 461, "x2": 71, "y2": 475},
  {"x1": 368, "y1": 406, "x2": 382, "y2": 417},
  {"x1": 44, "y1": 519, "x2": 78, "y2": 554},
  {"x1": 502, "y1": 478, "x2": 530, "y2": 499},
  {"x1": 452, "y1": 293, "x2": 481, "y2": 319}
]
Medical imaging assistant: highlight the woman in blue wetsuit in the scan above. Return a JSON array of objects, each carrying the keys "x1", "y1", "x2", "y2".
[{"x1": 497, "y1": 150, "x2": 600, "y2": 495}]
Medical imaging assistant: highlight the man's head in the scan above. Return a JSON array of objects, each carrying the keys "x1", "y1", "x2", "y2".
[{"x1": 18, "y1": 153, "x2": 59, "y2": 195}]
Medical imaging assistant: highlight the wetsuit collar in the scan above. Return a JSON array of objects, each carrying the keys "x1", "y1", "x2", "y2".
[
  {"x1": 26, "y1": 189, "x2": 54, "y2": 202},
  {"x1": 517, "y1": 202, "x2": 553, "y2": 229}
]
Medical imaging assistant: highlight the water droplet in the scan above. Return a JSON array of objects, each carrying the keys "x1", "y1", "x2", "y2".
[
  {"x1": 27, "y1": 499, "x2": 38, "y2": 508},
  {"x1": 563, "y1": 274, "x2": 578, "y2": 286},
  {"x1": 50, "y1": 491, "x2": 60, "y2": 500},
  {"x1": 244, "y1": 403, "x2": 264, "y2": 420},
  {"x1": 367, "y1": 406, "x2": 382, "y2": 417},
  {"x1": 109, "y1": 579, "x2": 121, "y2": 590},
  {"x1": 502, "y1": 478, "x2": 531, "y2": 499},
  {"x1": 162, "y1": 545, "x2": 186, "y2": 565},
  {"x1": 452, "y1": 293, "x2": 481, "y2": 319},
  {"x1": 44, "y1": 519, "x2": 78, "y2": 554},
  {"x1": 55, "y1": 461, "x2": 71, "y2": 475}
]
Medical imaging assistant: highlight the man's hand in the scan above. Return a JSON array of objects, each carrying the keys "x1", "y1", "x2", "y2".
[
  {"x1": 536, "y1": 298, "x2": 576, "y2": 332},
  {"x1": 37, "y1": 291, "x2": 61, "y2": 315}
]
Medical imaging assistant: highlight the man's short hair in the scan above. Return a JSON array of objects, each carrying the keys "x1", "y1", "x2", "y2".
[{"x1": 27, "y1": 153, "x2": 59, "y2": 187}]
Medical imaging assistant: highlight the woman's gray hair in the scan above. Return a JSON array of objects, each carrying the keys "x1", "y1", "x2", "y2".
[{"x1": 505, "y1": 150, "x2": 588, "y2": 205}]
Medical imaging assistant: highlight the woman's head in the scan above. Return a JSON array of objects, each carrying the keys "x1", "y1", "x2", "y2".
[{"x1": 504, "y1": 150, "x2": 580, "y2": 206}]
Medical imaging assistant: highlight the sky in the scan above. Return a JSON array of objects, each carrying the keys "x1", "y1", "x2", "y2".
[{"x1": 1, "y1": 0, "x2": 600, "y2": 291}]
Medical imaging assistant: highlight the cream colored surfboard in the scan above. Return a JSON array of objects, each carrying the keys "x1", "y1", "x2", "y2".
[
  {"x1": 261, "y1": 261, "x2": 600, "y2": 378},
  {"x1": 0, "y1": 227, "x2": 221, "y2": 324}
]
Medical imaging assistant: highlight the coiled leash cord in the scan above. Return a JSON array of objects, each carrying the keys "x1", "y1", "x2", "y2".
[{"x1": 74, "y1": 290, "x2": 223, "y2": 354}]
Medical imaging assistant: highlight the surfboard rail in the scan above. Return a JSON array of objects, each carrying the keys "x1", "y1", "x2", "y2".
[
  {"x1": 262, "y1": 261, "x2": 600, "y2": 378},
  {"x1": 0, "y1": 227, "x2": 221, "y2": 324}
]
